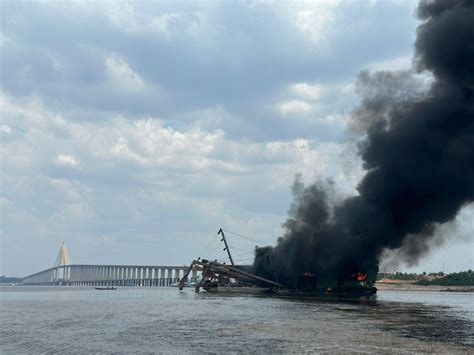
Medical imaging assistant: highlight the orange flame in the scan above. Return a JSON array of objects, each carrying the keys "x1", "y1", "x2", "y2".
[{"x1": 353, "y1": 272, "x2": 367, "y2": 281}]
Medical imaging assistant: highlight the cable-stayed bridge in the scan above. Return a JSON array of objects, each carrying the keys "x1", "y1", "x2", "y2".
[{"x1": 22, "y1": 242, "x2": 197, "y2": 286}]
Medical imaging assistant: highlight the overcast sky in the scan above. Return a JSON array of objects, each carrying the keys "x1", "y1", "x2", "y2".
[{"x1": 1, "y1": 0, "x2": 472, "y2": 276}]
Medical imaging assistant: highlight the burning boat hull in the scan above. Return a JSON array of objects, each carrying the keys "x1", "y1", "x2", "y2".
[
  {"x1": 201, "y1": 285, "x2": 376, "y2": 297},
  {"x1": 282, "y1": 269, "x2": 378, "y2": 297},
  {"x1": 274, "y1": 286, "x2": 377, "y2": 298}
]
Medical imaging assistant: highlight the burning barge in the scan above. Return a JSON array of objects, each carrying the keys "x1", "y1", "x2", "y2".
[
  {"x1": 178, "y1": 258, "x2": 377, "y2": 297},
  {"x1": 178, "y1": 229, "x2": 377, "y2": 297}
]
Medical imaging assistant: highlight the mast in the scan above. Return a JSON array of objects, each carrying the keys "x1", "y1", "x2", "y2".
[{"x1": 218, "y1": 228, "x2": 234, "y2": 266}]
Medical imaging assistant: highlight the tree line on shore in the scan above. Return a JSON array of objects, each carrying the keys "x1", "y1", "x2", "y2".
[
  {"x1": 378, "y1": 270, "x2": 474, "y2": 286},
  {"x1": 0, "y1": 276, "x2": 23, "y2": 284}
]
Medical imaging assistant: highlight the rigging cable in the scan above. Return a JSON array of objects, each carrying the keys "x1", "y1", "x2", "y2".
[{"x1": 221, "y1": 228, "x2": 264, "y2": 244}]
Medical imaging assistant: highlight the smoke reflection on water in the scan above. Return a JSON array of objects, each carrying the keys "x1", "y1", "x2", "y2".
[
  {"x1": 0, "y1": 287, "x2": 472, "y2": 354},
  {"x1": 257, "y1": 291, "x2": 474, "y2": 347}
]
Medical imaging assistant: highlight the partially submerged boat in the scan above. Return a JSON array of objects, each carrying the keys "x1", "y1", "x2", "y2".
[
  {"x1": 178, "y1": 258, "x2": 377, "y2": 297},
  {"x1": 178, "y1": 258, "x2": 282, "y2": 294},
  {"x1": 178, "y1": 228, "x2": 377, "y2": 297}
]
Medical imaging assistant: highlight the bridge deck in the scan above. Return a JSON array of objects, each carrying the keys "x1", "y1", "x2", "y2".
[{"x1": 22, "y1": 264, "x2": 197, "y2": 287}]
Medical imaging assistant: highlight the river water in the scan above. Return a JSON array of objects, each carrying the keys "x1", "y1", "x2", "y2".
[{"x1": 1, "y1": 286, "x2": 472, "y2": 354}]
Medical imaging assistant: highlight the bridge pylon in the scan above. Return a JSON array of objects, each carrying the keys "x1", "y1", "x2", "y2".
[{"x1": 54, "y1": 241, "x2": 71, "y2": 267}]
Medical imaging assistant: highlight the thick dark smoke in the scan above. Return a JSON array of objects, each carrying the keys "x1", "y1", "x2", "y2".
[{"x1": 253, "y1": 0, "x2": 474, "y2": 286}]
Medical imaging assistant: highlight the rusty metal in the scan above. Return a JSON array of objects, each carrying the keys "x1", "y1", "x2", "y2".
[{"x1": 178, "y1": 259, "x2": 285, "y2": 292}]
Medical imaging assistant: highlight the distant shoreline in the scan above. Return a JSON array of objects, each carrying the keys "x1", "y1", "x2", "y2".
[
  {"x1": 2, "y1": 283, "x2": 474, "y2": 294},
  {"x1": 377, "y1": 282, "x2": 474, "y2": 293}
]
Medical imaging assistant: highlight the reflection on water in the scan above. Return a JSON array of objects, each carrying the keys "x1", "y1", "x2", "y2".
[{"x1": 0, "y1": 286, "x2": 472, "y2": 353}]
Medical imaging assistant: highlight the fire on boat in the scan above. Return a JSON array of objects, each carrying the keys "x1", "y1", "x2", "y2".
[{"x1": 178, "y1": 229, "x2": 377, "y2": 297}]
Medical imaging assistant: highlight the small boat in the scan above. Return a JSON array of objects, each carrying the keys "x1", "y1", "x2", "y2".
[{"x1": 94, "y1": 286, "x2": 116, "y2": 290}]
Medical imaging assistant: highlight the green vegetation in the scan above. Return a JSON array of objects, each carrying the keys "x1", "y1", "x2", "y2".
[
  {"x1": 0, "y1": 275, "x2": 22, "y2": 284},
  {"x1": 377, "y1": 272, "x2": 444, "y2": 281},
  {"x1": 415, "y1": 270, "x2": 474, "y2": 286},
  {"x1": 378, "y1": 270, "x2": 474, "y2": 286}
]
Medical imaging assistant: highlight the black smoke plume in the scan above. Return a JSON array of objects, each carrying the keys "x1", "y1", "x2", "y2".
[{"x1": 253, "y1": 0, "x2": 474, "y2": 286}]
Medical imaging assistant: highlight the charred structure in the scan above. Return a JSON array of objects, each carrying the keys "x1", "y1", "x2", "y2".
[{"x1": 253, "y1": 0, "x2": 474, "y2": 292}]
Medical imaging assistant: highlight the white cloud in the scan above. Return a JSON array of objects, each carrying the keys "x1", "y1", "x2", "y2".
[
  {"x1": 0, "y1": 0, "x2": 419, "y2": 143},
  {"x1": 0, "y1": 124, "x2": 12, "y2": 134},
  {"x1": 149, "y1": 12, "x2": 188, "y2": 39},
  {"x1": 105, "y1": 54, "x2": 147, "y2": 92},
  {"x1": 0, "y1": 32, "x2": 10, "y2": 48},
  {"x1": 55, "y1": 154, "x2": 79, "y2": 168},
  {"x1": 106, "y1": 2, "x2": 203, "y2": 39},
  {"x1": 368, "y1": 55, "x2": 412, "y2": 71},
  {"x1": 276, "y1": 99, "x2": 312, "y2": 115},
  {"x1": 290, "y1": 82, "x2": 323, "y2": 100},
  {"x1": 110, "y1": 136, "x2": 146, "y2": 163},
  {"x1": 0, "y1": 197, "x2": 10, "y2": 205},
  {"x1": 291, "y1": 1, "x2": 340, "y2": 46},
  {"x1": 1, "y1": 93, "x2": 352, "y2": 193}
]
